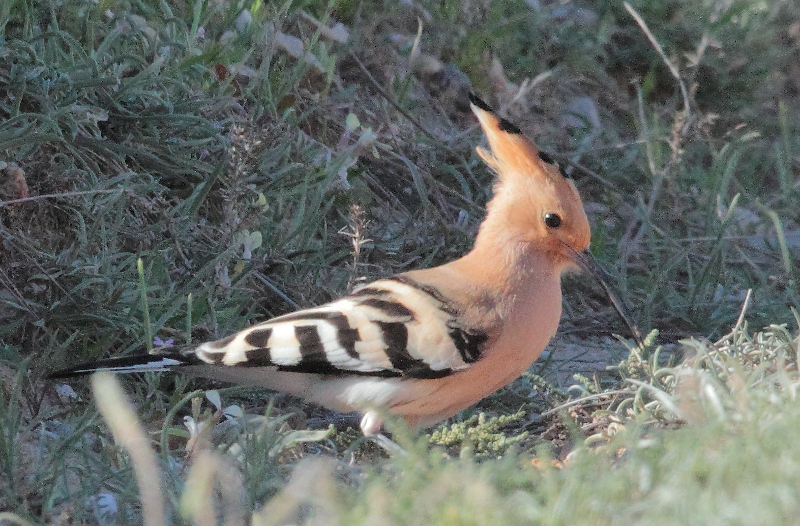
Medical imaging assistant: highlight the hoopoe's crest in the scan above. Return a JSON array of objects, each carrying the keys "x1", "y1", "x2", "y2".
[{"x1": 50, "y1": 94, "x2": 639, "y2": 437}]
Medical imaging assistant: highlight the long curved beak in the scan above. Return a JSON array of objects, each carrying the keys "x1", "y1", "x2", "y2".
[{"x1": 567, "y1": 247, "x2": 643, "y2": 347}]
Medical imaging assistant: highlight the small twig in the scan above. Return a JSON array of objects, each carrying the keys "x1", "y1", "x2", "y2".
[
  {"x1": 339, "y1": 204, "x2": 371, "y2": 289},
  {"x1": 252, "y1": 272, "x2": 301, "y2": 309},
  {"x1": 0, "y1": 189, "x2": 122, "y2": 208},
  {"x1": 624, "y1": 2, "x2": 691, "y2": 122},
  {"x1": 348, "y1": 50, "x2": 440, "y2": 142}
]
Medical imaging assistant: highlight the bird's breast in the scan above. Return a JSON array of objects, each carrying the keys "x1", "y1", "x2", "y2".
[{"x1": 385, "y1": 267, "x2": 565, "y2": 427}]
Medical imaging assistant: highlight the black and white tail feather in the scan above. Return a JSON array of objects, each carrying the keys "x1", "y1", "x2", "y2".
[{"x1": 48, "y1": 352, "x2": 193, "y2": 378}]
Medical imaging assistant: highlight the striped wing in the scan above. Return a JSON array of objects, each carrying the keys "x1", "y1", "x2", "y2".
[{"x1": 193, "y1": 275, "x2": 489, "y2": 379}]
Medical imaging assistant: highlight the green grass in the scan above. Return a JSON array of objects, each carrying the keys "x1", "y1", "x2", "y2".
[{"x1": 1, "y1": 0, "x2": 800, "y2": 523}]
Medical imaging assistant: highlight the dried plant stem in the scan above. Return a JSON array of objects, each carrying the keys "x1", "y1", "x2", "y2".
[
  {"x1": 137, "y1": 258, "x2": 154, "y2": 353},
  {"x1": 0, "y1": 189, "x2": 122, "y2": 208},
  {"x1": 540, "y1": 390, "x2": 631, "y2": 418},
  {"x1": 348, "y1": 50, "x2": 439, "y2": 141}
]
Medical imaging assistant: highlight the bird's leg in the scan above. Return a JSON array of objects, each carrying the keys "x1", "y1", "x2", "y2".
[{"x1": 359, "y1": 410, "x2": 408, "y2": 456}]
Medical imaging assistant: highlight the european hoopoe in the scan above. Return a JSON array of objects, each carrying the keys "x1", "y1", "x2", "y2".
[{"x1": 50, "y1": 94, "x2": 638, "y2": 436}]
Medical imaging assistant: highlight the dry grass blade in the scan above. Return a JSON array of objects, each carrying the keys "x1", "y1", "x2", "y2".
[
  {"x1": 623, "y1": 1, "x2": 691, "y2": 123},
  {"x1": 181, "y1": 450, "x2": 249, "y2": 526},
  {"x1": 91, "y1": 372, "x2": 166, "y2": 526},
  {"x1": 0, "y1": 512, "x2": 37, "y2": 526}
]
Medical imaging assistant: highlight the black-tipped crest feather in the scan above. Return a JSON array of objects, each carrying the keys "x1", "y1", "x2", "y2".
[
  {"x1": 468, "y1": 92, "x2": 493, "y2": 112},
  {"x1": 497, "y1": 118, "x2": 521, "y2": 134},
  {"x1": 538, "y1": 151, "x2": 555, "y2": 165}
]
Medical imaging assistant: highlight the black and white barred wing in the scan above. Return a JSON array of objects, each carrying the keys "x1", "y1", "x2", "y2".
[{"x1": 194, "y1": 276, "x2": 489, "y2": 379}]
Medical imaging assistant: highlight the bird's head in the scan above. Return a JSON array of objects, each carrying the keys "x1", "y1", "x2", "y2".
[
  {"x1": 469, "y1": 93, "x2": 590, "y2": 269},
  {"x1": 470, "y1": 93, "x2": 641, "y2": 344}
]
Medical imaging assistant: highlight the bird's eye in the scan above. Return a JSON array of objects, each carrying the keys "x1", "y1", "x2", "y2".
[{"x1": 544, "y1": 213, "x2": 562, "y2": 229}]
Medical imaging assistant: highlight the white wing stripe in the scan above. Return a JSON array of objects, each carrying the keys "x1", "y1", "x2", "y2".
[
  {"x1": 220, "y1": 335, "x2": 248, "y2": 365},
  {"x1": 265, "y1": 323, "x2": 301, "y2": 365},
  {"x1": 317, "y1": 321, "x2": 362, "y2": 369}
]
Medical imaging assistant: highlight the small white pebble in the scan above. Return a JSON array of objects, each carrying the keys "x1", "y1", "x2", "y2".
[{"x1": 55, "y1": 383, "x2": 79, "y2": 399}]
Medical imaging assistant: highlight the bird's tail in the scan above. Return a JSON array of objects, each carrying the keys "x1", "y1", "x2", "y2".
[{"x1": 47, "y1": 351, "x2": 196, "y2": 379}]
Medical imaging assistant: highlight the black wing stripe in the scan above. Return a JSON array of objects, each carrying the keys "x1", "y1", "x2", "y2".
[
  {"x1": 277, "y1": 364, "x2": 402, "y2": 377},
  {"x1": 270, "y1": 313, "x2": 361, "y2": 360},
  {"x1": 375, "y1": 321, "x2": 410, "y2": 370},
  {"x1": 268, "y1": 310, "x2": 341, "y2": 324},
  {"x1": 295, "y1": 325, "x2": 327, "y2": 364},
  {"x1": 358, "y1": 297, "x2": 414, "y2": 319},
  {"x1": 241, "y1": 347, "x2": 272, "y2": 366},
  {"x1": 204, "y1": 351, "x2": 226, "y2": 364},
  {"x1": 375, "y1": 321, "x2": 448, "y2": 378},
  {"x1": 402, "y1": 366, "x2": 454, "y2": 379},
  {"x1": 327, "y1": 313, "x2": 360, "y2": 359},
  {"x1": 350, "y1": 286, "x2": 389, "y2": 297},
  {"x1": 244, "y1": 327, "x2": 273, "y2": 348},
  {"x1": 448, "y1": 327, "x2": 488, "y2": 363},
  {"x1": 244, "y1": 315, "x2": 362, "y2": 366},
  {"x1": 387, "y1": 275, "x2": 459, "y2": 316},
  {"x1": 250, "y1": 311, "x2": 361, "y2": 359}
]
